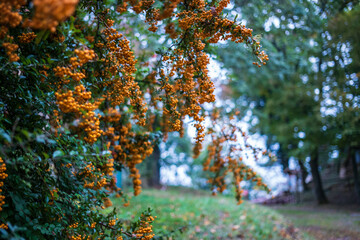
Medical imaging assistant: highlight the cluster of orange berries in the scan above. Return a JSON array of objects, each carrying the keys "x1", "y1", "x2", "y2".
[
  {"x1": 0, "y1": 223, "x2": 7, "y2": 230},
  {"x1": 48, "y1": 188, "x2": 58, "y2": 205},
  {"x1": 0, "y1": 0, "x2": 79, "y2": 32},
  {"x1": 155, "y1": 49, "x2": 214, "y2": 158},
  {"x1": 39, "y1": 67, "x2": 49, "y2": 82},
  {"x1": 85, "y1": 35, "x2": 94, "y2": 43},
  {"x1": 83, "y1": 180, "x2": 94, "y2": 189},
  {"x1": 2, "y1": 42, "x2": 19, "y2": 62},
  {"x1": 0, "y1": 158, "x2": 7, "y2": 208},
  {"x1": 79, "y1": 162, "x2": 109, "y2": 192},
  {"x1": 74, "y1": 49, "x2": 96, "y2": 66},
  {"x1": 53, "y1": 66, "x2": 81, "y2": 85},
  {"x1": 103, "y1": 197, "x2": 113, "y2": 208},
  {"x1": 108, "y1": 218, "x2": 118, "y2": 227},
  {"x1": 117, "y1": 0, "x2": 182, "y2": 33},
  {"x1": 188, "y1": 0, "x2": 205, "y2": 10},
  {"x1": 0, "y1": 0, "x2": 81, "y2": 62},
  {"x1": 69, "y1": 222, "x2": 79, "y2": 229},
  {"x1": 54, "y1": 49, "x2": 95, "y2": 85},
  {"x1": 133, "y1": 215, "x2": 156, "y2": 240},
  {"x1": 55, "y1": 83, "x2": 104, "y2": 144},
  {"x1": 107, "y1": 107, "x2": 123, "y2": 120},
  {"x1": 203, "y1": 112, "x2": 270, "y2": 204},
  {"x1": 100, "y1": 22, "x2": 148, "y2": 126},
  {"x1": 70, "y1": 71, "x2": 86, "y2": 82},
  {"x1": 96, "y1": 175, "x2": 108, "y2": 190},
  {"x1": 55, "y1": 90, "x2": 84, "y2": 113},
  {"x1": 90, "y1": 222, "x2": 96, "y2": 229},
  {"x1": 174, "y1": 0, "x2": 268, "y2": 64},
  {"x1": 23, "y1": 0, "x2": 79, "y2": 32},
  {"x1": 0, "y1": 27, "x2": 8, "y2": 39},
  {"x1": 78, "y1": 111, "x2": 103, "y2": 144},
  {"x1": 165, "y1": 23, "x2": 177, "y2": 39},
  {"x1": 51, "y1": 42, "x2": 136, "y2": 206},
  {"x1": 51, "y1": 109, "x2": 61, "y2": 137},
  {"x1": 215, "y1": 0, "x2": 230, "y2": 14},
  {"x1": 69, "y1": 234, "x2": 85, "y2": 240},
  {"x1": 76, "y1": 24, "x2": 158, "y2": 195},
  {"x1": 116, "y1": 2, "x2": 128, "y2": 13},
  {"x1": 0, "y1": 0, "x2": 81, "y2": 63},
  {"x1": 109, "y1": 124, "x2": 153, "y2": 196},
  {"x1": 125, "y1": 141, "x2": 153, "y2": 196},
  {"x1": 53, "y1": 33, "x2": 66, "y2": 43},
  {"x1": 0, "y1": 0, "x2": 24, "y2": 28},
  {"x1": 18, "y1": 32, "x2": 37, "y2": 43},
  {"x1": 253, "y1": 50, "x2": 269, "y2": 67},
  {"x1": 104, "y1": 158, "x2": 115, "y2": 176},
  {"x1": 0, "y1": 157, "x2": 8, "y2": 229}
]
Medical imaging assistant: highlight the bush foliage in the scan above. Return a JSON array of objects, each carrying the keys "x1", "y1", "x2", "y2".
[{"x1": 0, "y1": 0, "x2": 269, "y2": 238}]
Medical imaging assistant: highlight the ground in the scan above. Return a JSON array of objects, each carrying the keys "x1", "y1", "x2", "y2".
[
  {"x1": 106, "y1": 187, "x2": 360, "y2": 239},
  {"x1": 271, "y1": 204, "x2": 360, "y2": 240},
  {"x1": 106, "y1": 187, "x2": 307, "y2": 239}
]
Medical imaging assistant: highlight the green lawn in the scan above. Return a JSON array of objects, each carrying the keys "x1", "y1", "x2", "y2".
[{"x1": 106, "y1": 188, "x2": 307, "y2": 239}]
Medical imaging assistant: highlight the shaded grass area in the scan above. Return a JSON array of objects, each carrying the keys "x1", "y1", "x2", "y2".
[
  {"x1": 106, "y1": 188, "x2": 307, "y2": 239},
  {"x1": 271, "y1": 204, "x2": 360, "y2": 240}
]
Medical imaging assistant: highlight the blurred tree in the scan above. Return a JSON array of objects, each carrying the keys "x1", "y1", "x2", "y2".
[
  {"x1": 217, "y1": 0, "x2": 360, "y2": 204},
  {"x1": 325, "y1": 3, "x2": 360, "y2": 203},
  {"x1": 217, "y1": 0, "x2": 325, "y2": 204}
]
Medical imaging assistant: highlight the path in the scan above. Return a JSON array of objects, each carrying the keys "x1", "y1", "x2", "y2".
[{"x1": 271, "y1": 204, "x2": 360, "y2": 240}]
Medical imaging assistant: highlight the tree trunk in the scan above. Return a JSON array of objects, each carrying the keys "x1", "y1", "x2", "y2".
[
  {"x1": 298, "y1": 159, "x2": 310, "y2": 191},
  {"x1": 279, "y1": 145, "x2": 289, "y2": 171},
  {"x1": 144, "y1": 114, "x2": 161, "y2": 188},
  {"x1": 146, "y1": 143, "x2": 161, "y2": 188},
  {"x1": 351, "y1": 148, "x2": 360, "y2": 204},
  {"x1": 310, "y1": 149, "x2": 328, "y2": 204}
]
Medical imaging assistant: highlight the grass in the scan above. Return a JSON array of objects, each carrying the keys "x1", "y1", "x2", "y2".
[{"x1": 105, "y1": 187, "x2": 308, "y2": 239}]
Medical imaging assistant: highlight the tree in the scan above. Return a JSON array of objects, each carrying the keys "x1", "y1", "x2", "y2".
[
  {"x1": 325, "y1": 2, "x2": 360, "y2": 204},
  {"x1": 0, "y1": 0, "x2": 269, "y2": 238},
  {"x1": 217, "y1": 0, "x2": 360, "y2": 204},
  {"x1": 217, "y1": 0, "x2": 326, "y2": 203}
]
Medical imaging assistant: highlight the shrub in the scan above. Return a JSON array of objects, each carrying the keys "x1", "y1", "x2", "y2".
[{"x1": 0, "y1": 0, "x2": 268, "y2": 238}]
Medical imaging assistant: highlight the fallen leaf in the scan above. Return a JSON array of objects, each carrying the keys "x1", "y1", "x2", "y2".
[{"x1": 232, "y1": 225, "x2": 240, "y2": 231}]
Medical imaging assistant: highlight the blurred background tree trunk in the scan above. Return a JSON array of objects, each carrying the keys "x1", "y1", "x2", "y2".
[
  {"x1": 146, "y1": 144, "x2": 161, "y2": 188},
  {"x1": 298, "y1": 159, "x2": 310, "y2": 192},
  {"x1": 351, "y1": 148, "x2": 360, "y2": 204},
  {"x1": 310, "y1": 149, "x2": 328, "y2": 204}
]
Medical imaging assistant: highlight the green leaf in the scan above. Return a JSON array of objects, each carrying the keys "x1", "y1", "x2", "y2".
[{"x1": 52, "y1": 150, "x2": 64, "y2": 159}]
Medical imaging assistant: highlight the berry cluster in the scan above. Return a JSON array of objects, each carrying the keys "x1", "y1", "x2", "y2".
[
  {"x1": 23, "y1": 0, "x2": 79, "y2": 32},
  {"x1": 0, "y1": 157, "x2": 7, "y2": 229},
  {"x1": 203, "y1": 110, "x2": 271, "y2": 205},
  {"x1": 18, "y1": 32, "x2": 37, "y2": 43}
]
